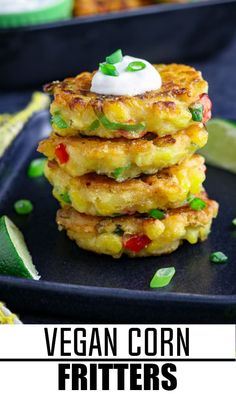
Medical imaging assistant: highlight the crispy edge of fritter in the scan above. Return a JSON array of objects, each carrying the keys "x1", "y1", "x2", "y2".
[
  {"x1": 45, "y1": 154, "x2": 206, "y2": 196},
  {"x1": 45, "y1": 63, "x2": 208, "y2": 109},
  {"x1": 38, "y1": 124, "x2": 207, "y2": 170},
  {"x1": 57, "y1": 194, "x2": 218, "y2": 235},
  {"x1": 56, "y1": 196, "x2": 219, "y2": 257}
]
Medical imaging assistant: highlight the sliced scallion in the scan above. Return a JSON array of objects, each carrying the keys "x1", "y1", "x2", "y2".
[
  {"x1": 111, "y1": 165, "x2": 130, "y2": 179},
  {"x1": 89, "y1": 119, "x2": 100, "y2": 131},
  {"x1": 189, "y1": 197, "x2": 206, "y2": 211},
  {"x1": 96, "y1": 111, "x2": 145, "y2": 132},
  {"x1": 126, "y1": 61, "x2": 146, "y2": 72},
  {"x1": 99, "y1": 63, "x2": 119, "y2": 77},
  {"x1": 113, "y1": 224, "x2": 124, "y2": 236},
  {"x1": 14, "y1": 200, "x2": 33, "y2": 215},
  {"x1": 60, "y1": 192, "x2": 71, "y2": 204},
  {"x1": 150, "y1": 267, "x2": 176, "y2": 289},
  {"x1": 51, "y1": 111, "x2": 68, "y2": 129},
  {"x1": 189, "y1": 103, "x2": 203, "y2": 122},
  {"x1": 27, "y1": 158, "x2": 46, "y2": 178},
  {"x1": 148, "y1": 209, "x2": 166, "y2": 220},
  {"x1": 106, "y1": 49, "x2": 123, "y2": 64},
  {"x1": 210, "y1": 251, "x2": 228, "y2": 264}
]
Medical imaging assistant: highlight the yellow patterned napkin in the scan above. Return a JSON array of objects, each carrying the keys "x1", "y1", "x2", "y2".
[{"x1": 0, "y1": 91, "x2": 50, "y2": 157}]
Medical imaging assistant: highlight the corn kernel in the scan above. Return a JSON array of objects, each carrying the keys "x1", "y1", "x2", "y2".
[{"x1": 143, "y1": 220, "x2": 165, "y2": 240}]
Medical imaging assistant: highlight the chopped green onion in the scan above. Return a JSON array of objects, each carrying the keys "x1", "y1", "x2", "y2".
[
  {"x1": 106, "y1": 49, "x2": 123, "y2": 64},
  {"x1": 27, "y1": 158, "x2": 46, "y2": 178},
  {"x1": 60, "y1": 192, "x2": 71, "y2": 204},
  {"x1": 112, "y1": 165, "x2": 130, "y2": 179},
  {"x1": 150, "y1": 267, "x2": 176, "y2": 289},
  {"x1": 189, "y1": 197, "x2": 206, "y2": 211},
  {"x1": 96, "y1": 111, "x2": 145, "y2": 132},
  {"x1": 99, "y1": 63, "x2": 119, "y2": 77},
  {"x1": 51, "y1": 111, "x2": 68, "y2": 129},
  {"x1": 113, "y1": 224, "x2": 124, "y2": 236},
  {"x1": 189, "y1": 103, "x2": 203, "y2": 122},
  {"x1": 232, "y1": 218, "x2": 236, "y2": 226},
  {"x1": 187, "y1": 194, "x2": 195, "y2": 203},
  {"x1": 148, "y1": 209, "x2": 166, "y2": 220},
  {"x1": 126, "y1": 61, "x2": 146, "y2": 72},
  {"x1": 14, "y1": 200, "x2": 33, "y2": 215},
  {"x1": 210, "y1": 251, "x2": 228, "y2": 264},
  {"x1": 89, "y1": 120, "x2": 100, "y2": 131}
]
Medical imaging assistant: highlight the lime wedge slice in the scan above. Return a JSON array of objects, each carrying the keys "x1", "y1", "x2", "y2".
[
  {"x1": 200, "y1": 118, "x2": 236, "y2": 173},
  {"x1": 0, "y1": 216, "x2": 40, "y2": 280}
]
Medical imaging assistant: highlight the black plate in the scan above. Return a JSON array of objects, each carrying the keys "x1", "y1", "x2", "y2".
[
  {"x1": 0, "y1": 111, "x2": 236, "y2": 323},
  {"x1": 1, "y1": 0, "x2": 236, "y2": 89}
]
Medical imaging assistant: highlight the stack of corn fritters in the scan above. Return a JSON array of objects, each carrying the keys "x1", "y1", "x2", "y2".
[{"x1": 39, "y1": 63, "x2": 218, "y2": 258}]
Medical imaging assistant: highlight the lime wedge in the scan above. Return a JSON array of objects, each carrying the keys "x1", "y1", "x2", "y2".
[
  {"x1": 0, "y1": 216, "x2": 40, "y2": 280},
  {"x1": 200, "y1": 118, "x2": 236, "y2": 173}
]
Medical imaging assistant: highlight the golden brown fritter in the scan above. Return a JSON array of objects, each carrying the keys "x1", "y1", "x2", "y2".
[
  {"x1": 44, "y1": 154, "x2": 206, "y2": 216},
  {"x1": 38, "y1": 124, "x2": 207, "y2": 181},
  {"x1": 56, "y1": 196, "x2": 219, "y2": 258},
  {"x1": 45, "y1": 64, "x2": 208, "y2": 139},
  {"x1": 74, "y1": 0, "x2": 151, "y2": 16}
]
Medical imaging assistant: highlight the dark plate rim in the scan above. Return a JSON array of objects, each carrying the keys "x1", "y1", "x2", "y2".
[
  {"x1": 0, "y1": 113, "x2": 236, "y2": 307},
  {"x1": 0, "y1": 0, "x2": 234, "y2": 33},
  {"x1": 1, "y1": 274, "x2": 236, "y2": 305}
]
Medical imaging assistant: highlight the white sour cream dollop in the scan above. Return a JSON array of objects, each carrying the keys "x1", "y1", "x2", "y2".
[{"x1": 91, "y1": 55, "x2": 162, "y2": 96}]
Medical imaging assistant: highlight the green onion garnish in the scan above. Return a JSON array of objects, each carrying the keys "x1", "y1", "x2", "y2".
[
  {"x1": 14, "y1": 200, "x2": 33, "y2": 215},
  {"x1": 99, "y1": 63, "x2": 119, "y2": 77},
  {"x1": 148, "y1": 209, "x2": 166, "y2": 220},
  {"x1": 112, "y1": 165, "x2": 130, "y2": 179},
  {"x1": 189, "y1": 103, "x2": 203, "y2": 122},
  {"x1": 60, "y1": 192, "x2": 71, "y2": 204},
  {"x1": 27, "y1": 158, "x2": 46, "y2": 178},
  {"x1": 210, "y1": 251, "x2": 228, "y2": 264},
  {"x1": 106, "y1": 49, "x2": 123, "y2": 64},
  {"x1": 150, "y1": 267, "x2": 176, "y2": 289},
  {"x1": 113, "y1": 224, "x2": 124, "y2": 236},
  {"x1": 189, "y1": 197, "x2": 206, "y2": 211},
  {"x1": 51, "y1": 111, "x2": 68, "y2": 129},
  {"x1": 89, "y1": 120, "x2": 100, "y2": 131},
  {"x1": 232, "y1": 218, "x2": 236, "y2": 226},
  {"x1": 126, "y1": 61, "x2": 146, "y2": 72},
  {"x1": 96, "y1": 111, "x2": 145, "y2": 132}
]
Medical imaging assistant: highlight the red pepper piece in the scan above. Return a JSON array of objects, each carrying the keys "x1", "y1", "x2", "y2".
[
  {"x1": 55, "y1": 143, "x2": 69, "y2": 164},
  {"x1": 123, "y1": 234, "x2": 151, "y2": 253},
  {"x1": 199, "y1": 93, "x2": 212, "y2": 123}
]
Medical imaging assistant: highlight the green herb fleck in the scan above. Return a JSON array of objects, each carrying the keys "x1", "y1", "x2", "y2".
[
  {"x1": 126, "y1": 61, "x2": 146, "y2": 72},
  {"x1": 148, "y1": 209, "x2": 166, "y2": 220},
  {"x1": 113, "y1": 224, "x2": 124, "y2": 236},
  {"x1": 150, "y1": 267, "x2": 176, "y2": 289},
  {"x1": 97, "y1": 112, "x2": 145, "y2": 132},
  {"x1": 210, "y1": 251, "x2": 228, "y2": 264},
  {"x1": 89, "y1": 119, "x2": 100, "y2": 131},
  {"x1": 189, "y1": 103, "x2": 203, "y2": 122},
  {"x1": 27, "y1": 158, "x2": 46, "y2": 178},
  {"x1": 111, "y1": 165, "x2": 130, "y2": 179},
  {"x1": 14, "y1": 199, "x2": 33, "y2": 215},
  {"x1": 106, "y1": 49, "x2": 123, "y2": 64},
  {"x1": 189, "y1": 197, "x2": 206, "y2": 211},
  {"x1": 99, "y1": 63, "x2": 119, "y2": 77},
  {"x1": 60, "y1": 192, "x2": 71, "y2": 204},
  {"x1": 232, "y1": 218, "x2": 236, "y2": 226},
  {"x1": 51, "y1": 111, "x2": 68, "y2": 129}
]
